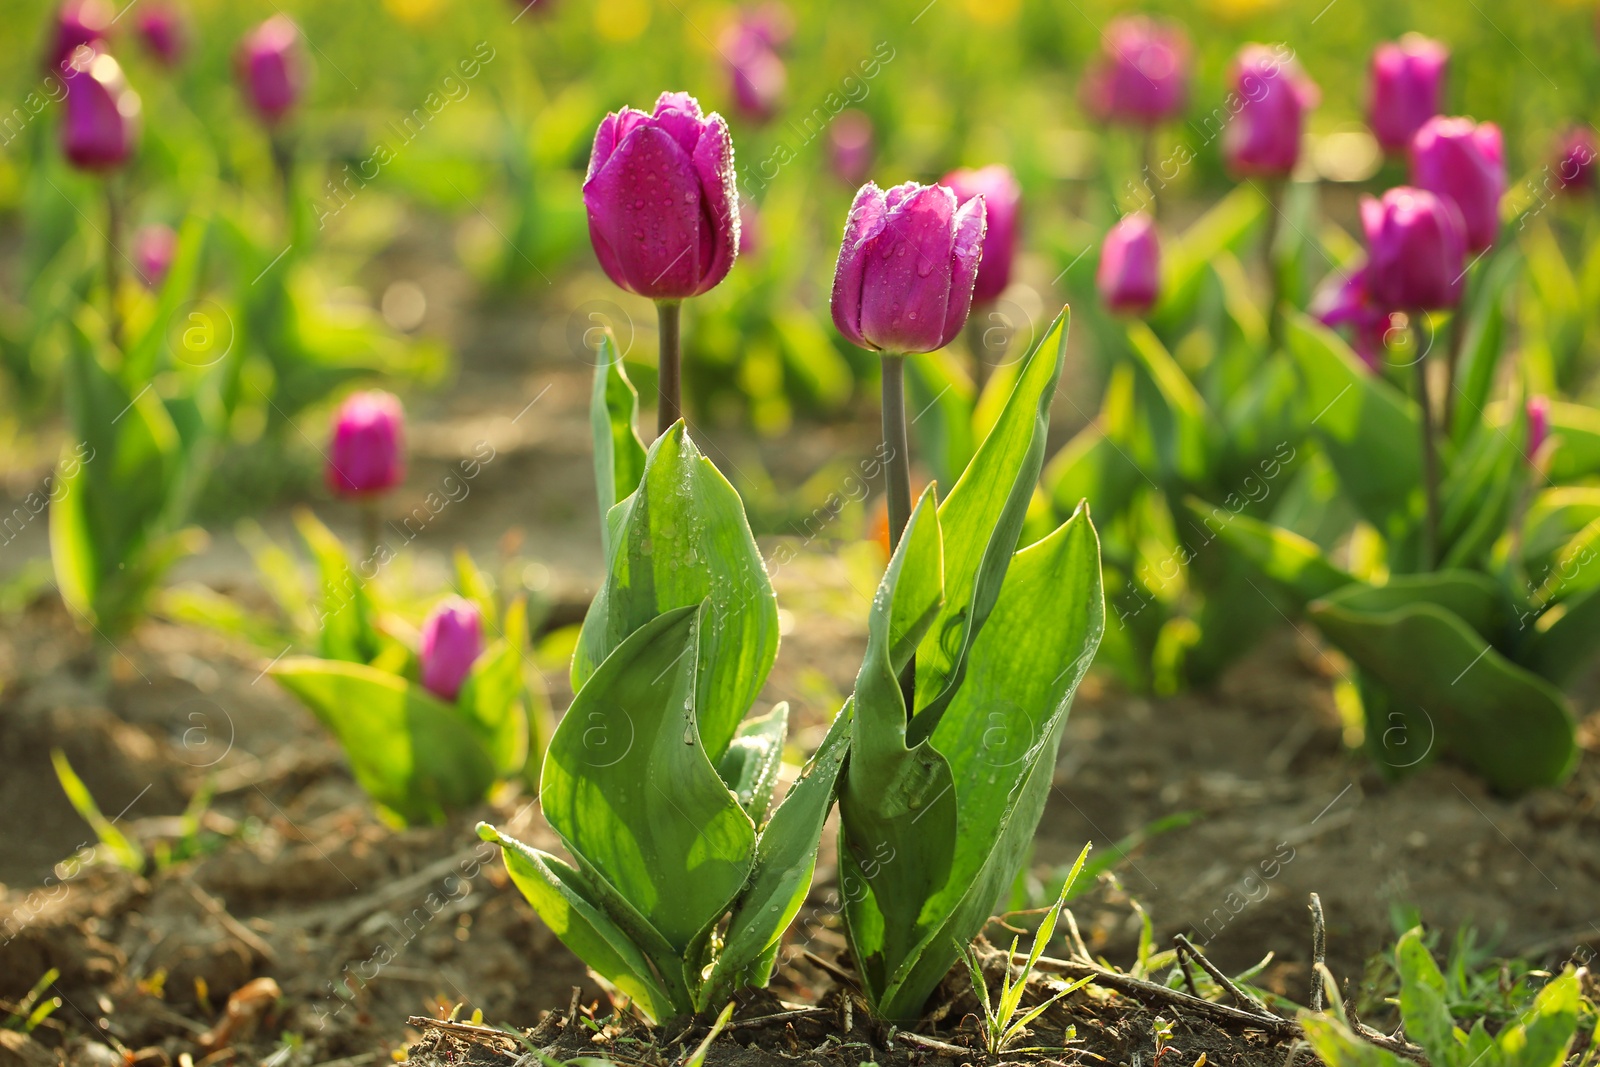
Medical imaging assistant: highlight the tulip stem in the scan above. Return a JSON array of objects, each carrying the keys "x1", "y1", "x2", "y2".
[
  {"x1": 881, "y1": 355, "x2": 912, "y2": 555},
  {"x1": 1264, "y1": 178, "x2": 1286, "y2": 350},
  {"x1": 1140, "y1": 125, "x2": 1159, "y2": 217},
  {"x1": 1413, "y1": 322, "x2": 1440, "y2": 569},
  {"x1": 270, "y1": 130, "x2": 296, "y2": 233},
  {"x1": 360, "y1": 498, "x2": 382, "y2": 564},
  {"x1": 656, "y1": 300, "x2": 683, "y2": 436},
  {"x1": 966, "y1": 306, "x2": 992, "y2": 392},
  {"x1": 104, "y1": 182, "x2": 124, "y2": 352},
  {"x1": 1441, "y1": 306, "x2": 1467, "y2": 433}
]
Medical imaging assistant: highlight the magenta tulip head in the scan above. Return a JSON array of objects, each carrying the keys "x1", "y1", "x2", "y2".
[
  {"x1": 419, "y1": 597, "x2": 484, "y2": 702},
  {"x1": 1096, "y1": 212, "x2": 1161, "y2": 316},
  {"x1": 722, "y1": 27, "x2": 785, "y2": 124},
  {"x1": 1367, "y1": 34, "x2": 1448, "y2": 153},
  {"x1": 47, "y1": 0, "x2": 111, "y2": 72},
  {"x1": 828, "y1": 109, "x2": 875, "y2": 186},
  {"x1": 1556, "y1": 128, "x2": 1597, "y2": 193},
  {"x1": 134, "y1": 224, "x2": 177, "y2": 288},
  {"x1": 326, "y1": 390, "x2": 406, "y2": 498},
  {"x1": 1526, "y1": 395, "x2": 1551, "y2": 460},
  {"x1": 1360, "y1": 187, "x2": 1467, "y2": 312},
  {"x1": 1222, "y1": 45, "x2": 1319, "y2": 178},
  {"x1": 1409, "y1": 116, "x2": 1504, "y2": 253},
  {"x1": 831, "y1": 181, "x2": 986, "y2": 354},
  {"x1": 941, "y1": 165, "x2": 1020, "y2": 304},
  {"x1": 1081, "y1": 16, "x2": 1190, "y2": 127},
  {"x1": 136, "y1": 4, "x2": 186, "y2": 67},
  {"x1": 1313, "y1": 264, "x2": 1390, "y2": 371},
  {"x1": 236, "y1": 15, "x2": 306, "y2": 126},
  {"x1": 60, "y1": 52, "x2": 140, "y2": 173},
  {"x1": 584, "y1": 91, "x2": 740, "y2": 301}
]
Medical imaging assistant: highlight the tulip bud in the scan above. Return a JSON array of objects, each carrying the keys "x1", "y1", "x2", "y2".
[
  {"x1": 419, "y1": 597, "x2": 484, "y2": 702},
  {"x1": 1367, "y1": 34, "x2": 1448, "y2": 153},
  {"x1": 721, "y1": 27, "x2": 785, "y2": 124},
  {"x1": 136, "y1": 3, "x2": 186, "y2": 67},
  {"x1": 584, "y1": 91, "x2": 739, "y2": 300},
  {"x1": 1222, "y1": 45, "x2": 1319, "y2": 178},
  {"x1": 1555, "y1": 127, "x2": 1597, "y2": 193},
  {"x1": 1080, "y1": 16, "x2": 1190, "y2": 127},
  {"x1": 1409, "y1": 116, "x2": 1504, "y2": 253},
  {"x1": 827, "y1": 109, "x2": 874, "y2": 186},
  {"x1": 1312, "y1": 263, "x2": 1390, "y2": 371},
  {"x1": 1526, "y1": 395, "x2": 1551, "y2": 460},
  {"x1": 942, "y1": 165, "x2": 1021, "y2": 305},
  {"x1": 60, "y1": 52, "x2": 140, "y2": 173},
  {"x1": 830, "y1": 181, "x2": 987, "y2": 354},
  {"x1": 134, "y1": 223, "x2": 177, "y2": 288},
  {"x1": 47, "y1": 0, "x2": 111, "y2": 72},
  {"x1": 1096, "y1": 213, "x2": 1161, "y2": 316},
  {"x1": 236, "y1": 15, "x2": 306, "y2": 126},
  {"x1": 326, "y1": 390, "x2": 406, "y2": 498},
  {"x1": 1360, "y1": 187, "x2": 1466, "y2": 312}
]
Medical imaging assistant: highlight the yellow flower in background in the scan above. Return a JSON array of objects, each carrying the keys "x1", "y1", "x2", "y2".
[
  {"x1": 1202, "y1": 0, "x2": 1281, "y2": 18},
  {"x1": 965, "y1": 0, "x2": 1019, "y2": 24},
  {"x1": 597, "y1": 0, "x2": 652, "y2": 41},
  {"x1": 383, "y1": 0, "x2": 444, "y2": 25}
]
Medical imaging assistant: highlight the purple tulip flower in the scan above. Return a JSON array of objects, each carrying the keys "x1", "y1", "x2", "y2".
[
  {"x1": 136, "y1": 4, "x2": 186, "y2": 67},
  {"x1": 1526, "y1": 395, "x2": 1551, "y2": 461},
  {"x1": 135, "y1": 224, "x2": 177, "y2": 288},
  {"x1": 722, "y1": 26, "x2": 785, "y2": 124},
  {"x1": 236, "y1": 15, "x2": 306, "y2": 126},
  {"x1": 1360, "y1": 187, "x2": 1467, "y2": 311},
  {"x1": 942, "y1": 165, "x2": 1021, "y2": 305},
  {"x1": 830, "y1": 181, "x2": 987, "y2": 354},
  {"x1": 1555, "y1": 127, "x2": 1597, "y2": 193},
  {"x1": 60, "y1": 52, "x2": 140, "y2": 173},
  {"x1": 1096, "y1": 213, "x2": 1161, "y2": 316},
  {"x1": 420, "y1": 597, "x2": 484, "y2": 702},
  {"x1": 47, "y1": 0, "x2": 111, "y2": 72},
  {"x1": 1312, "y1": 263, "x2": 1390, "y2": 371},
  {"x1": 1081, "y1": 16, "x2": 1190, "y2": 127},
  {"x1": 584, "y1": 91, "x2": 740, "y2": 300},
  {"x1": 1222, "y1": 45, "x2": 1319, "y2": 178},
  {"x1": 1368, "y1": 35, "x2": 1449, "y2": 153},
  {"x1": 326, "y1": 390, "x2": 406, "y2": 498},
  {"x1": 1409, "y1": 116, "x2": 1504, "y2": 253},
  {"x1": 828, "y1": 110, "x2": 875, "y2": 186}
]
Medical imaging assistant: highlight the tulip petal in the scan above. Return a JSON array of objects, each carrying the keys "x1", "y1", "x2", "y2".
[
  {"x1": 583, "y1": 124, "x2": 703, "y2": 298},
  {"x1": 860, "y1": 183, "x2": 957, "y2": 353},
  {"x1": 651, "y1": 90, "x2": 705, "y2": 156},
  {"x1": 939, "y1": 195, "x2": 988, "y2": 348},
  {"x1": 831, "y1": 184, "x2": 888, "y2": 349},
  {"x1": 691, "y1": 111, "x2": 740, "y2": 294}
]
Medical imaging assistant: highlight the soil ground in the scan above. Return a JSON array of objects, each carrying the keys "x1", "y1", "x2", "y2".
[{"x1": 2, "y1": 228, "x2": 1599, "y2": 1067}]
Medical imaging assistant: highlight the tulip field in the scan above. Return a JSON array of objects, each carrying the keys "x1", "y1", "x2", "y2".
[{"x1": 6, "y1": 0, "x2": 1600, "y2": 1064}]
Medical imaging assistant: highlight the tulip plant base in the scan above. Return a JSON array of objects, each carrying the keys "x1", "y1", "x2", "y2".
[{"x1": 401, "y1": 941, "x2": 1308, "y2": 1067}]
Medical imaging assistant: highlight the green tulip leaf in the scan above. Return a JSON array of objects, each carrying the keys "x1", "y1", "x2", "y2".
[
  {"x1": 1286, "y1": 313, "x2": 1421, "y2": 542},
  {"x1": 1395, "y1": 927, "x2": 1457, "y2": 1063},
  {"x1": 1118, "y1": 322, "x2": 1209, "y2": 484},
  {"x1": 1319, "y1": 571, "x2": 1505, "y2": 645},
  {"x1": 293, "y1": 507, "x2": 382, "y2": 665},
  {"x1": 1522, "y1": 488, "x2": 1600, "y2": 569},
  {"x1": 545, "y1": 605, "x2": 756, "y2": 954},
  {"x1": 1516, "y1": 585, "x2": 1600, "y2": 689},
  {"x1": 1544, "y1": 401, "x2": 1600, "y2": 483},
  {"x1": 910, "y1": 306, "x2": 1069, "y2": 742},
  {"x1": 715, "y1": 702, "x2": 788, "y2": 826},
  {"x1": 1308, "y1": 597, "x2": 1576, "y2": 792},
  {"x1": 591, "y1": 331, "x2": 648, "y2": 534},
  {"x1": 1299, "y1": 1014, "x2": 1412, "y2": 1067},
  {"x1": 1043, "y1": 422, "x2": 1144, "y2": 528},
  {"x1": 1449, "y1": 250, "x2": 1519, "y2": 445},
  {"x1": 1187, "y1": 499, "x2": 1353, "y2": 609},
  {"x1": 1439, "y1": 414, "x2": 1523, "y2": 570},
  {"x1": 1153, "y1": 185, "x2": 1266, "y2": 330},
  {"x1": 854, "y1": 503, "x2": 1104, "y2": 1020},
  {"x1": 707, "y1": 700, "x2": 854, "y2": 1006},
  {"x1": 476, "y1": 823, "x2": 676, "y2": 1023},
  {"x1": 573, "y1": 423, "x2": 778, "y2": 762},
  {"x1": 457, "y1": 625, "x2": 529, "y2": 779},
  {"x1": 271, "y1": 657, "x2": 497, "y2": 825}
]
